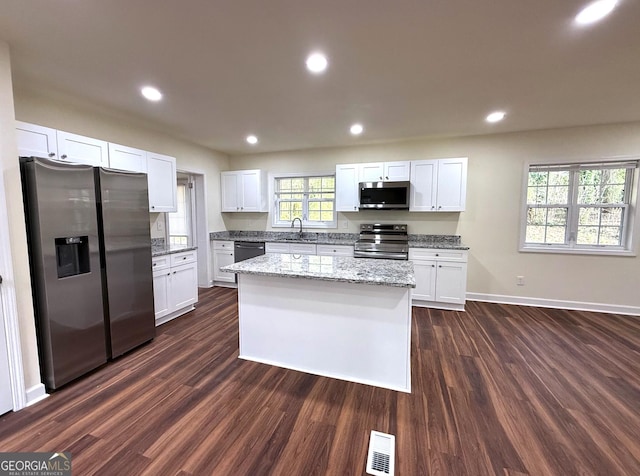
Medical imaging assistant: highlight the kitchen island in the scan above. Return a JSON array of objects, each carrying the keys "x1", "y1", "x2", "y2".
[{"x1": 221, "y1": 254, "x2": 415, "y2": 392}]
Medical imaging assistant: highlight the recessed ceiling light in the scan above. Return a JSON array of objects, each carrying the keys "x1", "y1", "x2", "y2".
[
  {"x1": 486, "y1": 111, "x2": 506, "y2": 123},
  {"x1": 141, "y1": 86, "x2": 162, "y2": 102},
  {"x1": 306, "y1": 53, "x2": 328, "y2": 74},
  {"x1": 350, "y1": 123, "x2": 364, "y2": 135},
  {"x1": 246, "y1": 135, "x2": 258, "y2": 145},
  {"x1": 575, "y1": 0, "x2": 618, "y2": 25}
]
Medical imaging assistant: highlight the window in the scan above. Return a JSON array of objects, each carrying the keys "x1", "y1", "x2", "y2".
[
  {"x1": 521, "y1": 159, "x2": 639, "y2": 254},
  {"x1": 168, "y1": 179, "x2": 193, "y2": 246},
  {"x1": 272, "y1": 174, "x2": 336, "y2": 228}
]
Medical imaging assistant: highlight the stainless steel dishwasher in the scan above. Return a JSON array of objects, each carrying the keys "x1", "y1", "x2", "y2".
[{"x1": 234, "y1": 241, "x2": 265, "y2": 262}]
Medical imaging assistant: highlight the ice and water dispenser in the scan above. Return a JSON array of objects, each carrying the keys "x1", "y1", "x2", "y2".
[{"x1": 55, "y1": 236, "x2": 90, "y2": 278}]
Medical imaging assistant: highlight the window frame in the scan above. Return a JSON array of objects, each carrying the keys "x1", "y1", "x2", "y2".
[
  {"x1": 270, "y1": 172, "x2": 337, "y2": 229},
  {"x1": 519, "y1": 157, "x2": 640, "y2": 256}
]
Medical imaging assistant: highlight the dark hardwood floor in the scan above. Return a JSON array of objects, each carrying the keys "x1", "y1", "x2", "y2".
[{"x1": 1, "y1": 287, "x2": 640, "y2": 475}]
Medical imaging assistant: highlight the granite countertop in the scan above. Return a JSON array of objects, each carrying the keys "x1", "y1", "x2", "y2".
[
  {"x1": 209, "y1": 230, "x2": 358, "y2": 246},
  {"x1": 221, "y1": 253, "x2": 416, "y2": 288},
  {"x1": 152, "y1": 244, "x2": 198, "y2": 257},
  {"x1": 210, "y1": 230, "x2": 469, "y2": 250}
]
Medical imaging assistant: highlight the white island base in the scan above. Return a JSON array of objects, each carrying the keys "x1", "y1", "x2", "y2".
[{"x1": 237, "y1": 274, "x2": 412, "y2": 393}]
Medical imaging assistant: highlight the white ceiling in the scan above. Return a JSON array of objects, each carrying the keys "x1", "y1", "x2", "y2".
[{"x1": 1, "y1": 0, "x2": 639, "y2": 155}]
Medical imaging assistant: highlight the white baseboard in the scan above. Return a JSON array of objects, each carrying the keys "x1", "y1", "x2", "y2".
[
  {"x1": 155, "y1": 305, "x2": 196, "y2": 326},
  {"x1": 412, "y1": 300, "x2": 465, "y2": 312},
  {"x1": 25, "y1": 383, "x2": 48, "y2": 407},
  {"x1": 213, "y1": 282, "x2": 238, "y2": 289},
  {"x1": 466, "y1": 293, "x2": 640, "y2": 316}
]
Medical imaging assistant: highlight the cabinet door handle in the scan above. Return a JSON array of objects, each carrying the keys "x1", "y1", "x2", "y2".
[
  {"x1": 173, "y1": 271, "x2": 177, "y2": 274},
  {"x1": 438, "y1": 206, "x2": 442, "y2": 210},
  {"x1": 166, "y1": 273, "x2": 170, "y2": 276},
  {"x1": 435, "y1": 253, "x2": 439, "y2": 257},
  {"x1": 431, "y1": 265, "x2": 435, "y2": 268},
  {"x1": 61, "y1": 154, "x2": 68, "y2": 159},
  {"x1": 438, "y1": 265, "x2": 442, "y2": 268},
  {"x1": 431, "y1": 206, "x2": 435, "y2": 210},
  {"x1": 183, "y1": 257, "x2": 187, "y2": 260},
  {"x1": 385, "y1": 176, "x2": 389, "y2": 180},
  {"x1": 48, "y1": 152, "x2": 55, "y2": 158},
  {"x1": 153, "y1": 263, "x2": 156, "y2": 267},
  {"x1": 151, "y1": 205, "x2": 155, "y2": 209}
]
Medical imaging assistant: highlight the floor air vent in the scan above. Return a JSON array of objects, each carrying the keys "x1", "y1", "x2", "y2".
[{"x1": 366, "y1": 430, "x2": 395, "y2": 476}]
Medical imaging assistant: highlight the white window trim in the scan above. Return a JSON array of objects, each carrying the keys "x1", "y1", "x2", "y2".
[
  {"x1": 269, "y1": 172, "x2": 337, "y2": 229},
  {"x1": 519, "y1": 157, "x2": 640, "y2": 256}
]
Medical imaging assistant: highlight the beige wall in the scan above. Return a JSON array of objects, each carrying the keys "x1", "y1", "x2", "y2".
[
  {"x1": 0, "y1": 42, "x2": 41, "y2": 389},
  {"x1": 226, "y1": 122, "x2": 640, "y2": 308}
]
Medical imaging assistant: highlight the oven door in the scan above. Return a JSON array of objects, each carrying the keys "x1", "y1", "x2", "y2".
[{"x1": 354, "y1": 241, "x2": 408, "y2": 260}]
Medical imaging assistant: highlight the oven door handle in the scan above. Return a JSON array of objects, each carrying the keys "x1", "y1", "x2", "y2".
[{"x1": 353, "y1": 250, "x2": 408, "y2": 260}]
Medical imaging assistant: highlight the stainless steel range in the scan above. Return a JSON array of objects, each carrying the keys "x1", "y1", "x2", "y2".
[{"x1": 354, "y1": 223, "x2": 408, "y2": 260}]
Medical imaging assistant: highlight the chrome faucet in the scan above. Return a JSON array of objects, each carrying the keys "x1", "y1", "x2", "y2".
[{"x1": 291, "y1": 217, "x2": 303, "y2": 237}]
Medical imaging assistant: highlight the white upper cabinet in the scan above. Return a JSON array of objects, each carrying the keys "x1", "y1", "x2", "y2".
[
  {"x1": 16, "y1": 121, "x2": 58, "y2": 158},
  {"x1": 409, "y1": 160, "x2": 437, "y2": 211},
  {"x1": 335, "y1": 164, "x2": 360, "y2": 212},
  {"x1": 436, "y1": 158, "x2": 468, "y2": 211},
  {"x1": 110, "y1": 144, "x2": 177, "y2": 213},
  {"x1": 410, "y1": 157, "x2": 467, "y2": 212},
  {"x1": 239, "y1": 170, "x2": 262, "y2": 211},
  {"x1": 359, "y1": 162, "x2": 385, "y2": 182},
  {"x1": 359, "y1": 161, "x2": 410, "y2": 182},
  {"x1": 147, "y1": 152, "x2": 177, "y2": 212},
  {"x1": 56, "y1": 131, "x2": 109, "y2": 167},
  {"x1": 16, "y1": 122, "x2": 109, "y2": 167},
  {"x1": 108, "y1": 143, "x2": 147, "y2": 173},
  {"x1": 221, "y1": 172, "x2": 240, "y2": 211},
  {"x1": 220, "y1": 170, "x2": 267, "y2": 212},
  {"x1": 16, "y1": 121, "x2": 178, "y2": 213},
  {"x1": 383, "y1": 161, "x2": 411, "y2": 181}
]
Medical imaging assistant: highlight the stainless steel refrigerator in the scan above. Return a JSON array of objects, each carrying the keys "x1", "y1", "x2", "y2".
[{"x1": 21, "y1": 157, "x2": 155, "y2": 390}]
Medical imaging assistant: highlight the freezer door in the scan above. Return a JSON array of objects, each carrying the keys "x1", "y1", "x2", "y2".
[
  {"x1": 97, "y1": 168, "x2": 155, "y2": 358},
  {"x1": 21, "y1": 157, "x2": 107, "y2": 390}
]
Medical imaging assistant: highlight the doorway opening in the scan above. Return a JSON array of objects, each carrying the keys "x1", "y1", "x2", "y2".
[{"x1": 165, "y1": 170, "x2": 211, "y2": 287}]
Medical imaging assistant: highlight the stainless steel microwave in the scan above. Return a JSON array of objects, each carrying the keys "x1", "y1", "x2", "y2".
[{"x1": 359, "y1": 181, "x2": 410, "y2": 210}]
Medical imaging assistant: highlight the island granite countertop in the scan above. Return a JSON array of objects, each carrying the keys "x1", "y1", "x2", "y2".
[
  {"x1": 210, "y1": 230, "x2": 468, "y2": 250},
  {"x1": 222, "y1": 253, "x2": 416, "y2": 288}
]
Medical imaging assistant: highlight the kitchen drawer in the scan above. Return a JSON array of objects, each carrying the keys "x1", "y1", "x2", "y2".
[
  {"x1": 212, "y1": 240, "x2": 234, "y2": 250},
  {"x1": 316, "y1": 244, "x2": 354, "y2": 257},
  {"x1": 171, "y1": 250, "x2": 197, "y2": 266},
  {"x1": 266, "y1": 242, "x2": 290, "y2": 253},
  {"x1": 289, "y1": 243, "x2": 317, "y2": 255},
  {"x1": 409, "y1": 248, "x2": 468, "y2": 262},
  {"x1": 152, "y1": 256, "x2": 170, "y2": 271}
]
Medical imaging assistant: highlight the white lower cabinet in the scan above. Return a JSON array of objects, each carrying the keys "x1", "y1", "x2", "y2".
[
  {"x1": 152, "y1": 250, "x2": 198, "y2": 325},
  {"x1": 266, "y1": 242, "x2": 317, "y2": 255},
  {"x1": 410, "y1": 248, "x2": 468, "y2": 310},
  {"x1": 212, "y1": 241, "x2": 235, "y2": 284},
  {"x1": 316, "y1": 244, "x2": 354, "y2": 257}
]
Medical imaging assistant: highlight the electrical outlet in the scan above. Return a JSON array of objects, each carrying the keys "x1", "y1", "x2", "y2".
[
  {"x1": 516, "y1": 276, "x2": 525, "y2": 286},
  {"x1": 157, "y1": 220, "x2": 164, "y2": 231},
  {"x1": 341, "y1": 220, "x2": 349, "y2": 229}
]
